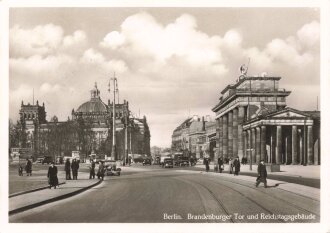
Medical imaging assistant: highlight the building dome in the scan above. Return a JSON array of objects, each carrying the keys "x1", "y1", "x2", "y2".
[
  {"x1": 76, "y1": 98, "x2": 108, "y2": 113},
  {"x1": 76, "y1": 82, "x2": 108, "y2": 113}
]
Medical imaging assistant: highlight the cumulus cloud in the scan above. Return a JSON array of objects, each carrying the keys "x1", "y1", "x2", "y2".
[
  {"x1": 63, "y1": 30, "x2": 87, "y2": 47},
  {"x1": 10, "y1": 24, "x2": 88, "y2": 57},
  {"x1": 10, "y1": 54, "x2": 75, "y2": 73},
  {"x1": 9, "y1": 12, "x2": 319, "y2": 147},
  {"x1": 10, "y1": 24, "x2": 64, "y2": 57},
  {"x1": 81, "y1": 48, "x2": 128, "y2": 73},
  {"x1": 101, "y1": 12, "x2": 223, "y2": 69}
]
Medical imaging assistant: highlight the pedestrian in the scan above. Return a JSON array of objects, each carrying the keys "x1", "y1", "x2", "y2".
[
  {"x1": 97, "y1": 161, "x2": 105, "y2": 180},
  {"x1": 47, "y1": 162, "x2": 59, "y2": 189},
  {"x1": 89, "y1": 159, "x2": 96, "y2": 179},
  {"x1": 18, "y1": 164, "x2": 23, "y2": 176},
  {"x1": 205, "y1": 158, "x2": 210, "y2": 172},
  {"x1": 256, "y1": 160, "x2": 268, "y2": 188},
  {"x1": 228, "y1": 158, "x2": 233, "y2": 174},
  {"x1": 218, "y1": 157, "x2": 224, "y2": 173},
  {"x1": 25, "y1": 158, "x2": 32, "y2": 176},
  {"x1": 233, "y1": 157, "x2": 241, "y2": 176},
  {"x1": 65, "y1": 158, "x2": 71, "y2": 180},
  {"x1": 71, "y1": 158, "x2": 79, "y2": 180}
]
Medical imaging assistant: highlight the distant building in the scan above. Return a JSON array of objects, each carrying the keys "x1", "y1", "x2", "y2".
[
  {"x1": 13, "y1": 83, "x2": 150, "y2": 161},
  {"x1": 171, "y1": 115, "x2": 216, "y2": 159},
  {"x1": 212, "y1": 75, "x2": 320, "y2": 165}
]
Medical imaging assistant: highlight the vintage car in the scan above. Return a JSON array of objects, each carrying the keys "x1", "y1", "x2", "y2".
[
  {"x1": 42, "y1": 156, "x2": 53, "y2": 165},
  {"x1": 163, "y1": 158, "x2": 174, "y2": 168},
  {"x1": 142, "y1": 158, "x2": 152, "y2": 165},
  {"x1": 104, "y1": 160, "x2": 121, "y2": 176}
]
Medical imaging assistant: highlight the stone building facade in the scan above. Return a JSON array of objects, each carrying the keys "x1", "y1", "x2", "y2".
[
  {"x1": 15, "y1": 83, "x2": 151, "y2": 161},
  {"x1": 171, "y1": 115, "x2": 216, "y2": 159},
  {"x1": 212, "y1": 75, "x2": 320, "y2": 165}
]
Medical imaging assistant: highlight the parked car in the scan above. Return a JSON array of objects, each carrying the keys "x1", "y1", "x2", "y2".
[
  {"x1": 163, "y1": 158, "x2": 174, "y2": 168},
  {"x1": 142, "y1": 158, "x2": 152, "y2": 165},
  {"x1": 42, "y1": 156, "x2": 53, "y2": 165},
  {"x1": 160, "y1": 156, "x2": 172, "y2": 167},
  {"x1": 174, "y1": 155, "x2": 190, "y2": 167},
  {"x1": 36, "y1": 157, "x2": 44, "y2": 163}
]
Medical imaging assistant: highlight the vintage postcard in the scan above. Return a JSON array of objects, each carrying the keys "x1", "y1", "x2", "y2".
[{"x1": 1, "y1": 1, "x2": 329, "y2": 233}]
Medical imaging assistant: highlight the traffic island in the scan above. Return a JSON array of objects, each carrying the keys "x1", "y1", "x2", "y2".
[{"x1": 9, "y1": 176, "x2": 102, "y2": 216}]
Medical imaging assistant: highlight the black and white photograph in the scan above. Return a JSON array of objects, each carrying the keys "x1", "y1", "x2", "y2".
[{"x1": 1, "y1": 1, "x2": 330, "y2": 233}]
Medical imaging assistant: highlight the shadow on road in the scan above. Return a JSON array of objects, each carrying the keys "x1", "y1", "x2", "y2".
[{"x1": 265, "y1": 182, "x2": 287, "y2": 188}]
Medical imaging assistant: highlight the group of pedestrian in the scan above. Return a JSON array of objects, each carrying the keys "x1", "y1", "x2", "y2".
[
  {"x1": 18, "y1": 158, "x2": 32, "y2": 176},
  {"x1": 64, "y1": 158, "x2": 80, "y2": 180},
  {"x1": 217, "y1": 156, "x2": 267, "y2": 188},
  {"x1": 217, "y1": 156, "x2": 240, "y2": 175}
]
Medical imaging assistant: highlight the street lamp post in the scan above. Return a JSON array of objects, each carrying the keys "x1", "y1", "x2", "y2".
[{"x1": 109, "y1": 74, "x2": 119, "y2": 160}]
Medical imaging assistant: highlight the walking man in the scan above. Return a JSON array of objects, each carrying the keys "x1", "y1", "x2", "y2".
[
  {"x1": 65, "y1": 158, "x2": 71, "y2": 180},
  {"x1": 47, "y1": 162, "x2": 59, "y2": 189},
  {"x1": 205, "y1": 158, "x2": 210, "y2": 172},
  {"x1": 256, "y1": 160, "x2": 267, "y2": 188},
  {"x1": 71, "y1": 158, "x2": 79, "y2": 180},
  {"x1": 89, "y1": 160, "x2": 96, "y2": 179},
  {"x1": 218, "y1": 157, "x2": 224, "y2": 173},
  {"x1": 233, "y1": 157, "x2": 241, "y2": 176},
  {"x1": 97, "y1": 161, "x2": 105, "y2": 180},
  {"x1": 25, "y1": 158, "x2": 32, "y2": 176}
]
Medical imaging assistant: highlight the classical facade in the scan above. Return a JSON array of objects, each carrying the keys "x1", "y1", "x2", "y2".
[
  {"x1": 14, "y1": 83, "x2": 151, "y2": 161},
  {"x1": 212, "y1": 75, "x2": 320, "y2": 165}
]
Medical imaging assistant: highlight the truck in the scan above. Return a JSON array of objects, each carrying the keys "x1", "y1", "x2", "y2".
[{"x1": 173, "y1": 152, "x2": 189, "y2": 167}]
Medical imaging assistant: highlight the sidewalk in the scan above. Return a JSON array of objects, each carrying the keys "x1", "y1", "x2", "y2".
[
  {"x1": 9, "y1": 170, "x2": 101, "y2": 215},
  {"x1": 195, "y1": 163, "x2": 320, "y2": 179},
  {"x1": 176, "y1": 169, "x2": 320, "y2": 201}
]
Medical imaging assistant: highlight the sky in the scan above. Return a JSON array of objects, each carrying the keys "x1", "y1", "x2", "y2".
[{"x1": 9, "y1": 8, "x2": 320, "y2": 148}]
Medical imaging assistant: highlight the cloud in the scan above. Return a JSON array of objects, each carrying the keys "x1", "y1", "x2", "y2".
[
  {"x1": 81, "y1": 48, "x2": 128, "y2": 73},
  {"x1": 63, "y1": 30, "x2": 87, "y2": 47},
  {"x1": 10, "y1": 54, "x2": 75, "y2": 74},
  {"x1": 10, "y1": 24, "x2": 88, "y2": 57},
  {"x1": 10, "y1": 24, "x2": 64, "y2": 57},
  {"x1": 9, "y1": 13, "x2": 320, "y2": 148},
  {"x1": 40, "y1": 83, "x2": 62, "y2": 93},
  {"x1": 101, "y1": 13, "x2": 223, "y2": 68},
  {"x1": 297, "y1": 20, "x2": 320, "y2": 48},
  {"x1": 100, "y1": 31, "x2": 125, "y2": 49}
]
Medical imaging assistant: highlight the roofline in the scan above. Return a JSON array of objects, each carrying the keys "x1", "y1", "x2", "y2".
[{"x1": 220, "y1": 76, "x2": 281, "y2": 94}]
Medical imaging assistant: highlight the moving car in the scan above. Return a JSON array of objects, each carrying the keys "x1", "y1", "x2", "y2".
[
  {"x1": 104, "y1": 160, "x2": 121, "y2": 176},
  {"x1": 163, "y1": 158, "x2": 174, "y2": 168}
]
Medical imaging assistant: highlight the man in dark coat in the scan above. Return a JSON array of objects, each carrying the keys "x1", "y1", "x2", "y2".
[
  {"x1": 204, "y1": 158, "x2": 210, "y2": 172},
  {"x1": 256, "y1": 160, "x2": 267, "y2": 188},
  {"x1": 218, "y1": 157, "x2": 224, "y2": 173},
  {"x1": 25, "y1": 159, "x2": 32, "y2": 176},
  {"x1": 71, "y1": 158, "x2": 79, "y2": 180},
  {"x1": 97, "y1": 161, "x2": 105, "y2": 180},
  {"x1": 47, "y1": 162, "x2": 59, "y2": 189},
  {"x1": 65, "y1": 158, "x2": 71, "y2": 180},
  {"x1": 89, "y1": 160, "x2": 96, "y2": 179},
  {"x1": 233, "y1": 157, "x2": 241, "y2": 176}
]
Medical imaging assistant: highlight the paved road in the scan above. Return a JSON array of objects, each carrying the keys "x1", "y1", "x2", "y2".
[{"x1": 10, "y1": 165, "x2": 319, "y2": 223}]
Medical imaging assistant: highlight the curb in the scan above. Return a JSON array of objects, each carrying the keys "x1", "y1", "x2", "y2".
[
  {"x1": 9, "y1": 179, "x2": 102, "y2": 216},
  {"x1": 9, "y1": 182, "x2": 66, "y2": 198}
]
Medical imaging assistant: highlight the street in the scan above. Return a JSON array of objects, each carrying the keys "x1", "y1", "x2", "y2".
[{"x1": 10, "y1": 164, "x2": 320, "y2": 223}]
